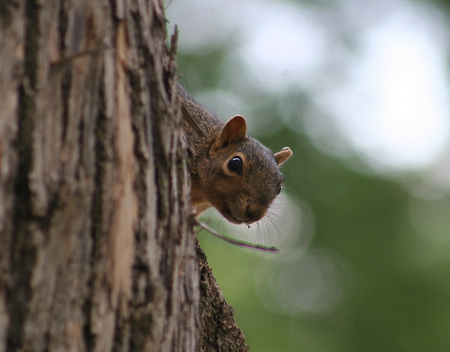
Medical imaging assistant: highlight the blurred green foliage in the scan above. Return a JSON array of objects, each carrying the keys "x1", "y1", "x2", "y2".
[{"x1": 173, "y1": 2, "x2": 450, "y2": 351}]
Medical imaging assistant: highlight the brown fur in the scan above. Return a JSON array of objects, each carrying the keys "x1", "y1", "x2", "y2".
[{"x1": 177, "y1": 83, "x2": 292, "y2": 224}]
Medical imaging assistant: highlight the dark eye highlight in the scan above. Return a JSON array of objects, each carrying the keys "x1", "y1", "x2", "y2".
[
  {"x1": 228, "y1": 156, "x2": 243, "y2": 174},
  {"x1": 277, "y1": 186, "x2": 282, "y2": 195}
]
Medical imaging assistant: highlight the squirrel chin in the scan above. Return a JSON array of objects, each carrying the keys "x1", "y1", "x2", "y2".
[
  {"x1": 220, "y1": 206, "x2": 261, "y2": 225},
  {"x1": 220, "y1": 207, "x2": 244, "y2": 225}
]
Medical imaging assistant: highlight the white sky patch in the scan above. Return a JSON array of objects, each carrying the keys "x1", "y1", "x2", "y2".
[
  {"x1": 167, "y1": 0, "x2": 325, "y2": 91},
  {"x1": 241, "y1": 4, "x2": 325, "y2": 91},
  {"x1": 319, "y1": 14, "x2": 450, "y2": 171},
  {"x1": 361, "y1": 20, "x2": 449, "y2": 169}
]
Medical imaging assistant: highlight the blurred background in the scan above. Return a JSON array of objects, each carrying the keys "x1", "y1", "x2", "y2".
[{"x1": 167, "y1": 0, "x2": 450, "y2": 351}]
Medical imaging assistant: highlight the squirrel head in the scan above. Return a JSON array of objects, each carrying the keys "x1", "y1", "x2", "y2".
[{"x1": 197, "y1": 115, "x2": 292, "y2": 225}]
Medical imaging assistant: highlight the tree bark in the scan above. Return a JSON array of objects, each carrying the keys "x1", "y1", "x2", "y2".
[
  {"x1": 0, "y1": 0, "x2": 248, "y2": 351},
  {"x1": 197, "y1": 246, "x2": 250, "y2": 352}
]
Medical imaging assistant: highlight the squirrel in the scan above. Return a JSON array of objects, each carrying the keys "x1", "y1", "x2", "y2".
[{"x1": 177, "y1": 82, "x2": 292, "y2": 225}]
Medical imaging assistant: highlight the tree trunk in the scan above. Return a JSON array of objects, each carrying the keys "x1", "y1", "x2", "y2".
[{"x1": 0, "y1": 0, "x2": 248, "y2": 351}]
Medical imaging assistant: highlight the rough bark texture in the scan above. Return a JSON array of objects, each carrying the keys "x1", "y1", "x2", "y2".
[
  {"x1": 197, "y1": 246, "x2": 250, "y2": 352},
  {"x1": 0, "y1": 0, "x2": 248, "y2": 351}
]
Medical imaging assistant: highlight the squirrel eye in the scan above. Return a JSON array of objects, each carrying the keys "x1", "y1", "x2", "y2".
[
  {"x1": 228, "y1": 156, "x2": 243, "y2": 174},
  {"x1": 277, "y1": 186, "x2": 283, "y2": 195}
]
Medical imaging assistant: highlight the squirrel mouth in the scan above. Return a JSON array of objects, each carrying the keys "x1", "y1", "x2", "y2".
[
  {"x1": 221, "y1": 207, "x2": 261, "y2": 225},
  {"x1": 221, "y1": 207, "x2": 244, "y2": 224}
]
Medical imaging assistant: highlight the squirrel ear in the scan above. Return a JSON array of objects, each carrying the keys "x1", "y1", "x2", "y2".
[
  {"x1": 274, "y1": 147, "x2": 292, "y2": 165},
  {"x1": 210, "y1": 115, "x2": 247, "y2": 152}
]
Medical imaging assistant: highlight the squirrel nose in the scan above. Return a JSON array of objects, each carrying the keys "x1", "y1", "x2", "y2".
[{"x1": 245, "y1": 205, "x2": 265, "y2": 224}]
